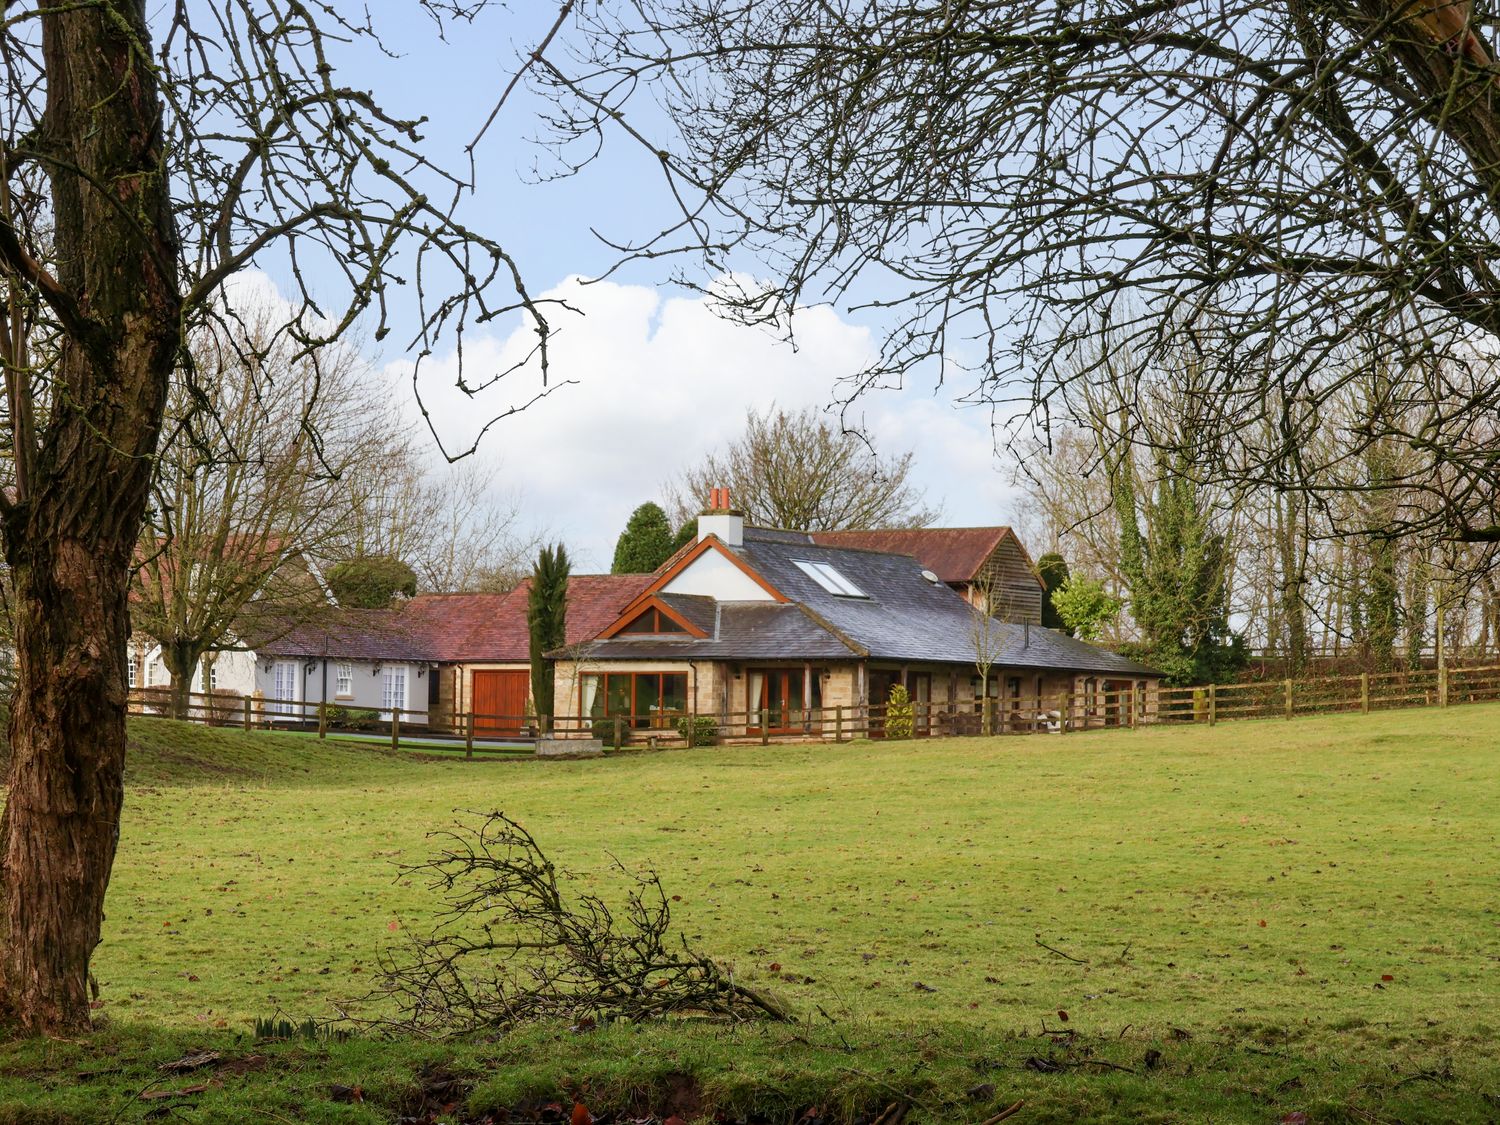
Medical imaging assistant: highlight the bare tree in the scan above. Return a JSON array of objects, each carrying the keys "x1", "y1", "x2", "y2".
[
  {"x1": 667, "y1": 405, "x2": 937, "y2": 530},
  {"x1": 132, "y1": 309, "x2": 402, "y2": 719},
  {"x1": 338, "y1": 455, "x2": 540, "y2": 594},
  {"x1": 0, "y1": 1, "x2": 557, "y2": 1033},
  {"x1": 540, "y1": 0, "x2": 1500, "y2": 548},
  {"x1": 968, "y1": 573, "x2": 1003, "y2": 737}
]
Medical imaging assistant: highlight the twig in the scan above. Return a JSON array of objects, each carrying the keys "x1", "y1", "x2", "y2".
[
  {"x1": 978, "y1": 1101, "x2": 1025, "y2": 1125},
  {"x1": 1034, "y1": 937, "x2": 1089, "y2": 964},
  {"x1": 838, "y1": 1067, "x2": 937, "y2": 1116}
]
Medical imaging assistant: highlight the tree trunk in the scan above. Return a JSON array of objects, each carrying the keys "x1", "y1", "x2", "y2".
[
  {"x1": 160, "y1": 640, "x2": 201, "y2": 721},
  {"x1": 0, "y1": 1, "x2": 180, "y2": 1034}
]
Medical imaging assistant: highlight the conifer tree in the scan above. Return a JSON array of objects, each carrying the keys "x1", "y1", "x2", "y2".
[
  {"x1": 612, "y1": 503, "x2": 675, "y2": 573},
  {"x1": 1037, "y1": 553, "x2": 1072, "y2": 634},
  {"x1": 528, "y1": 544, "x2": 571, "y2": 725}
]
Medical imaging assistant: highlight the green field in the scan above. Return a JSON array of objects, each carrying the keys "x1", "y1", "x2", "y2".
[{"x1": 2, "y1": 707, "x2": 1498, "y2": 1122}]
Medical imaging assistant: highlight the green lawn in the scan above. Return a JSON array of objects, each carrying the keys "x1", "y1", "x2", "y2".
[{"x1": 3, "y1": 707, "x2": 1499, "y2": 1122}]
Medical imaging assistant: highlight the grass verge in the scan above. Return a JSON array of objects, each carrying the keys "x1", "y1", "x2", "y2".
[{"x1": 0, "y1": 705, "x2": 1494, "y2": 1121}]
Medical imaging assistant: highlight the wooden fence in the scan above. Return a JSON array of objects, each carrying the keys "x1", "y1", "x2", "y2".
[{"x1": 126, "y1": 661, "x2": 1500, "y2": 755}]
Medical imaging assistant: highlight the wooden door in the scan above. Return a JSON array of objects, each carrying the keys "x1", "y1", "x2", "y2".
[
  {"x1": 472, "y1": 670, "x2": 530, "y2": 735},
  {"x1": 867, "y1": 670, "x2": 896, "y2": 738}
]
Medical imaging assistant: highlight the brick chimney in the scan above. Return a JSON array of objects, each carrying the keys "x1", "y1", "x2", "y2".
[{"x1": 698, "y1": 486, "x2": 744, "y2": 547}]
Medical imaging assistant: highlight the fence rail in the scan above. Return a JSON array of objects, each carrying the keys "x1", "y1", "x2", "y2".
[{"x1": 127, "y1": 661, "x2": 1500, "y2": 755}]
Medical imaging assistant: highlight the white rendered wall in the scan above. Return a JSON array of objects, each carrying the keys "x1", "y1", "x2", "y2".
[{"x1": 662, "y1": 549, "x2": 776, "y2": 601}]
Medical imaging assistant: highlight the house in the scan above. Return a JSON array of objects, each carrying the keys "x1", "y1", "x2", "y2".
[
  {"x1": 810, "y1": 526, "x2": 1045, "y2": 622},
  {"x1": 551, "y1": 498, "x2": 1155, "y2": 740},
  {"x1": 243, "y1": 575, "x2": 652, "y2": 732},
  {"x1": 129, "y1": 642, "x2": 257, "y2": 698}
]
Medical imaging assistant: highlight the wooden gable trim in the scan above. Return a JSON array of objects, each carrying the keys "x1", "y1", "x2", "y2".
[
  {"x1": 598, "y1": 594, "x2": 709, "y2": 640},
  {"x1": 612, "y1": 535, "x2": 788, "y2": 623}
]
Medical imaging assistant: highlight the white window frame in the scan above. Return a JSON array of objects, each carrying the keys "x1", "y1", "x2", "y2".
[
  {"x1": 335, "y1": 661, "x2": 354, "y2": 698},
  {"x1": 792, "y1": 559, "x2": 868, "y2": 598},
  {"x1": 272, "y1": 660, "x2": 299, "y2": 717},
  {"x1": 380, "y1": 665, "x2": 408, "y2": 720},
  {"x1": 127, "y1": 658, "x2": 137, "y2": 690}
]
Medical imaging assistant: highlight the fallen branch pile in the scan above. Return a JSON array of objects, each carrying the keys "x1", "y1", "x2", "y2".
[{"x1": 342, "y1": 811, "x2": 789, "y2": 1036}]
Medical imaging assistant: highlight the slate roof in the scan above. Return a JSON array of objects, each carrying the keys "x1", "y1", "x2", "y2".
[
  {"x1": 575, "y1": 528, "x2": 1154, "y2": 677},
  {"x1": 655, "y1": 593, "x2": 718, "y2": 635},
  {"x1": 810, "y1": 526, "x2": 1032, "y2": 585},
  {"x1": 253, "y1": 574, "x2": 653, "y2": 663},
  {"x1": 735, "y1": 529, "x2": 1151, "y2": 674}
]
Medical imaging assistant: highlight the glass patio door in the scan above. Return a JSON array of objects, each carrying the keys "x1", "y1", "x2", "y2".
[{"x1": 750, "y1": 668, "x2": 807, "y2": 733}]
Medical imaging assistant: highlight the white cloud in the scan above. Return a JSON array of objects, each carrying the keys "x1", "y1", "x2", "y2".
[{"x1": 382, "y1": 276, "x2": 1023, "y2": 571}]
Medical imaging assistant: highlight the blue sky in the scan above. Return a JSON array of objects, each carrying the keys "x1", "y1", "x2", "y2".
[{"x1": 250, "y1": 7, "x2": 1025, "y2": 570}]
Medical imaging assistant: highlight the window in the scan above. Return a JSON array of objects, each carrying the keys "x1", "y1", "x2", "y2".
[
  {"x1": 381, "y1": 666, "x2": 407, "y2": 717},
  {"x1": 206, "y1": 663, "x2": 218, "y2": 691},
  {"x1": 792, "y1": 559, "x2": 867, "y2": 598},
  {"x1": 126, "y1": 658, "x2": 137, "y2": 690},
  {"x1": 335, "y1": 662, "x2": 353, "y2": 698},
  {"x1": 582, "y1": 672, "x2": 688, "y2": 729},
  {"x1": 272, "y1": 660, "x2": 298, "y2": 715},
  {"x1": 618, "y1": 607, "x2": 688, "y2": 634}
]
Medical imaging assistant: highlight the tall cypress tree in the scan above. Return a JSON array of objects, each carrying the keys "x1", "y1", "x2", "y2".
[
  {"x1": 528, "y1": 544, "x2": 571, "y2": 724},
  {"x1": 612, "y1": 502, "x2": 675, "y2": 573}
]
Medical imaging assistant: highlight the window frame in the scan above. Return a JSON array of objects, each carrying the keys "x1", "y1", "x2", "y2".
[
  {"x1": 335, "y1": 661, "x2": 354, "y2": 698},
  {"x1": 582, "y1": 670, "x2": 689, "y2": 729},
  {"x1": 618, "y1": 606, "x2": 689, "y2": 635},
  {"x1": 792, "y1": 559, "x2": 868, "y2": 598}
]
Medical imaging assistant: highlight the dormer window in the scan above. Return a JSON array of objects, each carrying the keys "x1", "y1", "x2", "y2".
[
  {"x1": 793, "y1": 559, "x2": 868, "y2": 598},
  {"x1": 618, "y1": 607, "x2": 689, "y2": 635}
]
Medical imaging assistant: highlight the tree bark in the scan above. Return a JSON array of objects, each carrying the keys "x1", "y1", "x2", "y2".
[
  {"x1": 160, "y1": 640, "x2": 201, "y2": 721},
  {"x1": 0, "y1": 1, "x2": 181, "y2": 1034}
]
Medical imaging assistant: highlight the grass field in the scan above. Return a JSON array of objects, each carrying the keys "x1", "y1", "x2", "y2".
[{"x1": 2, "y1": 706, "x2": 1498, "y2": 1122}]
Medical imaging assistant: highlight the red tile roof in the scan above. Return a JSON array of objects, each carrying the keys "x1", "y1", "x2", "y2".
[
  {"x1": 809, "y1": 527, "x2": 1025, "y2": 584},
  {"x1": 253, "y1": 573, "x2": 653, "y2": 663}
]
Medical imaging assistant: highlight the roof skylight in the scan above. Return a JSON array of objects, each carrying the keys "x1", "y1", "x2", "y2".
[{"x1": 793, "y1": 559, "x2": 868, "y2": 598}]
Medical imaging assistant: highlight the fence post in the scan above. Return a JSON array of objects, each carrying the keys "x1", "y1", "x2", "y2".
[
  {"x1": 391, "y1": 706, "x2": 401, "y2": 751},
  {"x1": 1208, "y1": 683, "x2": 1217, "y2": 726},
  {"x1": 835, "y1": 705, "x2": 844, "y2": 743},
  {"x1": 1284, "y1": 678, "x2": 1293, "y2": 720},
  {"x1": 465, "y1": 709, "x2": 475, "y2": 759},
  {"x1": 1127, "y1": 686, "x2": 1137, "y2": 729},
  {"x1": 1439, "y1": 663, "x2": 1449, "y2": 708},
  {"x1": 318, "y1": 699, "x2": 328, "y2": 739},
  {"x1": 1063, "y1": 690, "x2": 1073, "y2": 734},
  {"x1": 761, "y1": 711, "x2": 770, "y2": 746},
  {"x1": 1360, "y1": 672, "x2": 1370, "y2": 714},
  {"x1": 613, "y1": 715, "x2": 623, "y2": 751},
  {"x1": 243, "y1": 696, "x2": 252, "y2": 732}
]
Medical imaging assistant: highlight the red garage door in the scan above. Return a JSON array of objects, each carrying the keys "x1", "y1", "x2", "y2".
[{"x1": 471, "y1": 670, "x2": 530, "y2": 735}]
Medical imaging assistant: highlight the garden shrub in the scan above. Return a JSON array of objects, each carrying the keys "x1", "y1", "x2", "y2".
[
  {"x1": 676, "y1": 715, "x2": 718, "y2": 747},
  {"x1": 885, "y1": 684, "x2": 915, "y2": 740}
]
